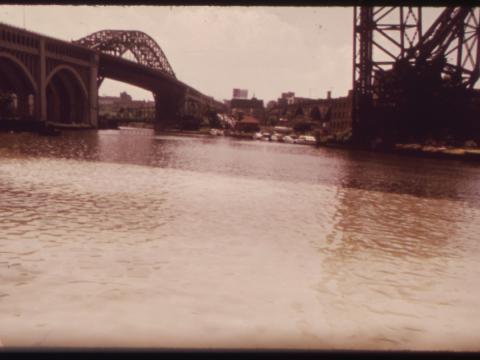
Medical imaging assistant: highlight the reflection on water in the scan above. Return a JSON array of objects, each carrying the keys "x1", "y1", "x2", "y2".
[{"x1": 0, "y1": 129, "x2": 480, "y2": 350}]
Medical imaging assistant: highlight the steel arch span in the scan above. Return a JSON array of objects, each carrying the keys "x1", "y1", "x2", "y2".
[{"x1": 74, "y1": 30, "x2": 176, "y2": 78}]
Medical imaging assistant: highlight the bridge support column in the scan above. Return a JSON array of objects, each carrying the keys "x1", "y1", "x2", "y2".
[
  {"x1": 89, "y1": 53, "x2": 99, "y2": 128},
  {"x1": 153, "y1": 88, "x2": 184, "y2": 129},
  {"x1": 17, "y1": 93, "x2": 30, "y2": 119},
  {"x1": 36, "y1": 38, "x2": 47, "y2": 123}
]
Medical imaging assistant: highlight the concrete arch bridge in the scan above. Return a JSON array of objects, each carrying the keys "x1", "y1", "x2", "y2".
[{"x1": 0, "y1": 23, "x2": 225, "y2": 128}]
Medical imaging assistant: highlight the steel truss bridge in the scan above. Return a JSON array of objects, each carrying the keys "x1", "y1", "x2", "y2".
[
  {"x1": 0, "y1": 24, "x2": 225, "y2": 128},
  {"x1": 352, "y1": 6, "x2": 480, "y2": 145},
  {"x1": 1, "y1": 8, "x2": 478, "y2": 137}
]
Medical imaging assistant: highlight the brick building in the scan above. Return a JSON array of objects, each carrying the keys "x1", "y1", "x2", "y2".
[
  {"x1": 267, "y1": 90, "x2": 353, "y2": 134},
  {"x1": 98, "y1": 91, "x2": 155, "y2": 121},
  {"x1": 229, "y1": 97, "x2": 265, "y2": 124}
]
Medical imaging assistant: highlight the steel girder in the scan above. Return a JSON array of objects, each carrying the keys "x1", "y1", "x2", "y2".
[
  {"x1": 74, "y1": 30, "x2": 176, "y2": 79},
  {"x1": 352, "y1": 7, "x2": 423, "y2": 133},
  {"x1": 352, "y1": 6, "x2": 480, "y2": 143},
  {"x1": 407, "y1": 7, "x2": 480, "y2": 89}
]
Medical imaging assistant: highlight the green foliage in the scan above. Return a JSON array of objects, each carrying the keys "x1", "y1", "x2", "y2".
[
  {"x1": 294, "y1": 107, "x2": 304, "y2": 117},
  {"x1": 335, "y1": 129, "x2": 353, "y2": 144},
  {"x1": 267, "y1": 117, "x2": 278, "y2": 127},
  {"x1": 207, "y1": 111, "x2": 222, "y2": 129},
  {"x1": 179, "y1": 115, "x2": 202, "y2": 131},
  {"x1": 237, "y1": 123, "x2": 260, "y2": 133},
  {"x1": 309, "y1": 107, "x2": 322, "y2": 121},
  {"x1": 0, "y1": 93, "x2": 15, "y2": 118},
  {"x1": 293, "y1": 121, "x2": 313, "y2": 133}
]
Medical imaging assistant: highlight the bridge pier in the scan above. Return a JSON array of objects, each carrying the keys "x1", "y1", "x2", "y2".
[
  {"x1": 1, "y1": 25, "x2": 100, "y2": 128},
  {"x1": 17, "y1": 93, "x2": 30, "y2": 119},
  {"x1": 37, "y1": 38, "x2": 47, "y2": 123},
  {"x1": 89, "y1": 53, "x2": 99, "y2": 128},
  {"x1": 153, "y1": 88, "x2": 184, "y2": 128},
  {"x1": 2, "y1": 25, "x2": 225, "y2": 130}
]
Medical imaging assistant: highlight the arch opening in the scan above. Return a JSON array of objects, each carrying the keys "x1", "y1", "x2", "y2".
[
  {"x1": 46, "y1": 67, "x2": 88, "y2": 124},
  {"x1": 97, "y1": 79, "x2": 155, "y2": 126},
  {"x1": 0, "y1": 55, "x2": 36, "y2": 121}
]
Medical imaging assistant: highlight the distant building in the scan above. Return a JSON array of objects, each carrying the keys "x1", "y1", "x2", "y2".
[
  {"x1": 266, "y1": 100, "x2": 277, "y2": 110},
  {"x1": 292, "y1": 96, "x2": 314, "y2": 105},
  {"x1": 232, "y1": 88, "x2": 248, "y2": 99},
  {"x1": 119, "y1": 91, "x2": 132, "y2": 103},
  {"x1": 98, "y1": 91, "x2": 155, "y2": 121},
  {"x1": 277, "y1": 92, "x2": 295, "y2": 106},
  {"x1": 267, "y1": 90, "x2": 353, "y2": 134},
  {"x1": 324, "y1": 90, "x2": 352, "y2": 134},
  {"x1": 235, "y1": 114, "x2": 260, "y2": 133},
  {"x1": 229, "y1": 97, "x2": 265, "y2": 123}
]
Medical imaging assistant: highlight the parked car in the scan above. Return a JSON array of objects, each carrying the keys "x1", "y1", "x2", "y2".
[
  {"x1": 271, "y1": 133, "x2": 283, "y2": 142},
  {"x1": 295, "y1": 135, "x2": 316, "y2": 145},
  {"x1": 209, "y1": 129, "x2": 223, "y2": 136},
  {"x1": 261, "y1": 132, "x2": 271, "y2": 141},
  {"x1": 283, "y1": 135, "x2": 296, "y2": 144},
  {"x1": 296, "y1": 135, "x2": 307, "y2": 144}
]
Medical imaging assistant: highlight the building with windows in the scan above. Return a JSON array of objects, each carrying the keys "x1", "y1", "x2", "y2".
[
  {"x1": 232, "y1": 88, "x2": 248, "y2": 99},
  {"x1": 98, "y1": 91, "x2": 155, "y2": 121},
  {"x1": 277, "y1": 92, "x2": 295, "y2": 106},
  {"x1": 229, "y1": 97, "x2": 265, "y2": 124},
  {"x1": 267, "y1": 90, "x2": 353, "y2": 134}
]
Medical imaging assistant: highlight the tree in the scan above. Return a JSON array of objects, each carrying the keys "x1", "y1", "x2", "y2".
[
  {"x1": 310, "y1": 106, "x2": 322, "y2": 122},
  {"x1": 207, "y1": 111, "x2": 222, "y2": 129},
  {"x1": 295, "y1": 107, "x2": 304, "y2": 117},
  {"x1": 0, "y1": 92, "x2": 14, "y2": 118},
  {"x1": 293, "y1": 121, "x2": 313, "y2": 133},
  {"x1": 179, "y1": 115, "x2": 202, "y2": 131}
]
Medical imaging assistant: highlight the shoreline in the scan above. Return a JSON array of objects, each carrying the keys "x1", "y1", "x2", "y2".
[
  {"x1": 317, "y1": 142, "x2": 480, "y2": 162},
  {"x1": 3, "y1": 121, "x2": 480, "y2": 162}
]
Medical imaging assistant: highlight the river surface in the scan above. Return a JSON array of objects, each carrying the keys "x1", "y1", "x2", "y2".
[{"x1": 1, "y1": 128, "x2": 480, "y2": 350}]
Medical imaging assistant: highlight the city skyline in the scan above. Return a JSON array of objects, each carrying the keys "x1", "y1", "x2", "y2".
[
  {"x1": 0, "y1": 6, "x2": 446, "y2": 103},
  {"x1": 0, "y1": 5, "x2": 357, "y2": 102}
]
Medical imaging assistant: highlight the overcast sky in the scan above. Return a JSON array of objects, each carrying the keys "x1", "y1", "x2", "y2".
[{"x1": 0, "y1": 6, "x2": 444, "y2": 102}]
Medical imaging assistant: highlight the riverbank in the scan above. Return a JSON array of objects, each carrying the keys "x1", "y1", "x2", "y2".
[
  {"x1": 3, "y1": 119, "x2": 480, "y2": 162},
  {"x1": 392, "y1": 143, "x2": 480, "y2": 161},
  {"x1": 0, "y1": 119, "x2": 93, "y2": 132},
  {"x1": 316, "y1": 141, "x2": 480, "y2": 162},
  {"x1": 154, "y1": 128, "x2": 211, "y2": 138},
  {"x1": 143, "y1": 125, "x2": 480, "y2": 162},
  {"x1": 48, "y1": 122, "x2": 93, "y2": 130}
]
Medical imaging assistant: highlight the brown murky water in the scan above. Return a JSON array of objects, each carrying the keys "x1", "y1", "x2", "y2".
[{"x1": 1, "y1": 128, "x2": 480, "y2": 349}]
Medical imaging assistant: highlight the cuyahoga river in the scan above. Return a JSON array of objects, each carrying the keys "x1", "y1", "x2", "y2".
[{"x1": 1, "y1": 128, "x2": 480, "y2": 350}]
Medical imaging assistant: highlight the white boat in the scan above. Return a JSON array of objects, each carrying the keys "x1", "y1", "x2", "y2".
[
  {"x1": 253, "y1": 132, "x2": 263, "y2": 140},
  {"x1": 261, "y1": 132, "x2": 271, "y2": 141},
  {"x1": 296, "y1": 135, "x2": 307, "y2": 144},
  {"x1": 283, "y1": 135, "x2": 296, "y2": 144},
  {"x1": 294, "y1": 135, "x2": 316, "y2": 145},
  {"x1": 210, "y1": 129, "x2": 224, "y2": 136},
  {"x1": 304, "y1": 135, "x2": 316, "y2": 145},
  {"x1": 271, "y1": 133, "x2": 283, "y2": 142}
]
